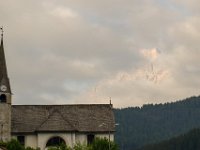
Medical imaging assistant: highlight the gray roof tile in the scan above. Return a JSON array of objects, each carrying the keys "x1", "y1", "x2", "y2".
[{"x1": 11, "y1": 104, "x2": 115, "y2": 133}]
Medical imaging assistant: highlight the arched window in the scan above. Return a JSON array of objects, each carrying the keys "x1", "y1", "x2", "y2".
[
  {"x1": 46, "y1": 136, "x2": 66, "y2": 147},
  {"x1": 0, "y1": 94, "x2": 6, "y2": 103}
]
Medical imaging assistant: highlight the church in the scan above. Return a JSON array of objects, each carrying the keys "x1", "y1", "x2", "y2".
[{"x1": 0, "y1": 30, "x2": 115, "y2": 150}]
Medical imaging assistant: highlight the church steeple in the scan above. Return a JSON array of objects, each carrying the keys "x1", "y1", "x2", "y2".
[
  {"x1": 0, "y1": 27, "x2": 12, "y2": 105},
  {"x1": 0, "y1": 27, "x2": 11, "y2": 142},
  {"x1": 0, "y1": 27, "x2": 11, "y2": 95}
]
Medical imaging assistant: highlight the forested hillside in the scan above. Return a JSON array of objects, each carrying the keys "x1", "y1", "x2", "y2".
[
  {"x1": 138, "y1": 128, "x2": 200, "y2": 150},
  {"x1": 114, "y1": 96, "x2": 200, "y2": 150}
]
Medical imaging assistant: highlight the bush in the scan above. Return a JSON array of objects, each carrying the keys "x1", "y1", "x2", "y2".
[
  {"x1": 90, "y1": 137, "x2": 119, "y2": 150},
  {"x1": 47, "y1": 138, "x2": 119, "y2": 150},
  {"x1": 25, "y1": 147, "x2": 40, "y2": 150},
  {"x1": 47, "y1": 143, "x2": 72, "y2": 150},
  {"x1": 4, "y1": 137, "x2": 119, "y2": 150},
  {"x1": 73, "y1": 143, "x2": 89, "y2": 150},
  {"x1": 6, "y1": 139, "x2": 24, "y2": 150},
  {"x1": 0, "y1": 141, "x2": 7, "y2": 147}
]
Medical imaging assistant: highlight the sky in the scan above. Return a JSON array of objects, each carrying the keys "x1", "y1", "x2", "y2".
[{"x1": 0, "y1": 0, "x2": 200, "y2": 107}]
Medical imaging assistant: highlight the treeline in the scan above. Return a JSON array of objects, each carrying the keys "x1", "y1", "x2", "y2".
[
  {"x1": 114, "y1": 96, "x2": 200, "y2": 150},
  {"x1": 138, "y1": 128, "x2": 200, "y2": 150}
]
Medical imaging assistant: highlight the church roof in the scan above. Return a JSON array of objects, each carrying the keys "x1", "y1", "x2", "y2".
[
  {"x1": 0, "y1": 31, "x2": 11, "y2": 93},
  {"x1": 11, "y1": 104, "x2": 115, "y2": 134}
]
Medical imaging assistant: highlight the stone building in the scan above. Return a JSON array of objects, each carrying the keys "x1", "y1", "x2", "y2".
[{"x1": 0, "y1": 31, "x2": 115, "y2": 149}]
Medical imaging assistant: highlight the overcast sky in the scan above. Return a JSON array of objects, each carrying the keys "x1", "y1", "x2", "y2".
[{"x1": 1, "y1": 0, "x2": 200, "y2": 107}]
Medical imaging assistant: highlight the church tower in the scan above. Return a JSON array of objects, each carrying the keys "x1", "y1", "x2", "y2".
[{"x1": 0, "y1": 27, "x2": 11, "y2": 141}]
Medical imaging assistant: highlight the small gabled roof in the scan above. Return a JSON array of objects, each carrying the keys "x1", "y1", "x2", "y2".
[
  {"x1": 11, "y1": 104, "x2": 115, "y2": 134},
  {"x1": 36, "y1": 109, "x2": 76, "y2": 132}
]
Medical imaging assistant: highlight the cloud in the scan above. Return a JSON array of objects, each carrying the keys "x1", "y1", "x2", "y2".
[
  {"x1": 1, "y1": 0, "x2": 200, "y2": 107},
  {"x1": 140, "y1": 48, "x2": 160, "y2": 61},
  {"x1": 51, "y1": 7, "x2": 78, "y2": 18},
  {"x1": 73, "y1": 69, "x2": 171, "y2": 107},
  {"x1": 43, "y1": 2, "x2": 79, "y2": 19}
]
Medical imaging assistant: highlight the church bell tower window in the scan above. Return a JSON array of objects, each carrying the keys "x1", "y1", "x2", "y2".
[{"x1": 0, "y1": 94, "x2": 6, "y2": 103}]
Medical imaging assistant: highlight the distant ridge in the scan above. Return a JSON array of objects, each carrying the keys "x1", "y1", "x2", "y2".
[
  {"x1": 114, "y1": 96, "x2": 200, "y2": 150},
  {"x1": 138, "y1": 128, "x2": 200, "y2": 150}
]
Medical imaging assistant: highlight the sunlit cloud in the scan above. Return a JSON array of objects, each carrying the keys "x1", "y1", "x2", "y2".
[
  {"x1": 42, "y1": 2, "x2": 79, "y2": 19},
  {"x1": 140, "y1": 48, "x2": 160, "y2": 61},
  {"x1": 50, "y1": 7, "x2": 78, "y2": 19}
]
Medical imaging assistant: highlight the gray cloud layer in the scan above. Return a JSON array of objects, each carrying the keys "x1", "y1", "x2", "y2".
[{"x1": 1, "y1": 0, "x2": 200, "y2": 107}]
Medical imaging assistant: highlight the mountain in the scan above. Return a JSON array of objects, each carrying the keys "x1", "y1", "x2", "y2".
[
  {"x1": 114, "y1": 96, "x2": 200, "y2": 150},
  {"x1": 138, "y1": 128, "x2": 200, "y2": 150}
]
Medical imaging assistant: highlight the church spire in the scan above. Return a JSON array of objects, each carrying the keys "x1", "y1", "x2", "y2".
[{"x1": 0, "y1": 27, "x2": 11, "y2": 94}]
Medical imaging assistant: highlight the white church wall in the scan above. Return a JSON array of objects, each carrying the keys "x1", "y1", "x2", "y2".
[
  {"x1": 96, "y1": 133, "x2": 114, "y2": 141},
  {"x1": 25, "y1": 135, "x2": 37, "y2": 148},
  {"x1": 11, "y1": 135, "x2": 17, "y2": 140},
  {"x1": 11, "y1": 135, "x2": 37, "y2": 149},
  {"x1": 75, "y1": 133, "x2": 114, "y2": 145},
  {"x1": 75, "y1": 133, "x2": 87, "y2": 144}
]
